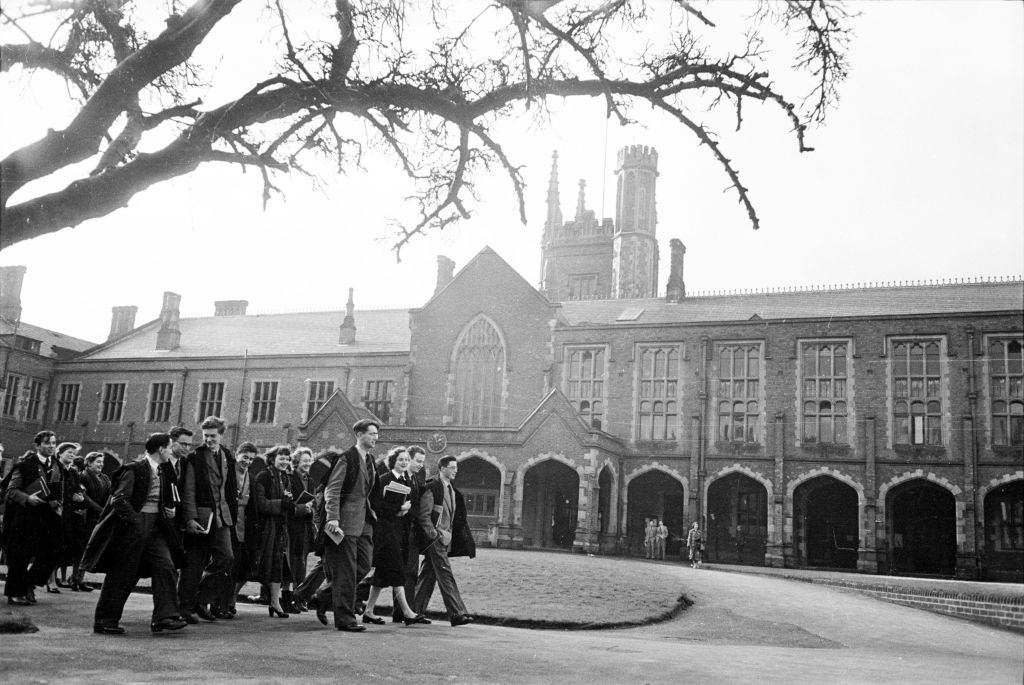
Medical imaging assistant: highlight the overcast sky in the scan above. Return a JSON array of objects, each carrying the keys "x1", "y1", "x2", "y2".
[{"x1": 1, "y1": 1, "x2": 1022, "y2": 345}]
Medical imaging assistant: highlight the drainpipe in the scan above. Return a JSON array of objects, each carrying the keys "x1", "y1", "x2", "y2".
[
  {"x1": 697, "y1": 335, "x2": 710, "y2": 528},
  {"x1": 965, "y1": 327, "x2": 980, "y2": 577},
  {"x1": 233, "y1": 349, "x2": 249, "y2": 447},
  {"x1": 175, "y1": 367, "x2": 189, "y2": 426}
]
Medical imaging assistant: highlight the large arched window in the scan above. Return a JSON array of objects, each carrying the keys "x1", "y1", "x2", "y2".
[{"x1": 451, "y1": 316, "x2": 506, "y2": 426}]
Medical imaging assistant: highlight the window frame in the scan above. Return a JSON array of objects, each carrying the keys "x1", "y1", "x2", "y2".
[
  {"x1": 304, "y1": 379, "x2": 336, "y2": 422},
  {"x1": 714, "y1": 341, "x2": 764, "y2": 445},
  {"x1": 985, "y1": 335, "x2": 1024, "y2": 448},
  {"x1": 448, "y1": 314, "x2": 507, "y2": 427},
  {"x1": 798, "y1": 339, "x2": 853, "y2": 446},
  {"x1": 564, "y1": 344, "x2": 608, "y2": 430},
  {"x1": 249, "y1": 380, "x2": 280, "y2": 425},
  {"x1": 23, "y1": 378, "x2": 45, "y2": 422},
  {"x1": 55, "y1": 382, "x2": 81, "y2": 423},
  {"x1": 362, "y1": 379, "x2": 394, "y2": 424},
  {"x1": 2, "y1": 373, "x2": 22, "y2": 418},
  {"x1": 98, "y1": 381, "x2": 128, "y2": 424},
  {"x1": 147, "y1": 381, "x2": 175, "y2": 424},
  {"x1": 635, "y1": 342, "x2": 683, "y2": 441},
  {"x1": 888, "y1": 336, "x2": 945, "y2": 447},
  {"x1": 196, "y1": 381, "x2": 226, "y2": 422}
]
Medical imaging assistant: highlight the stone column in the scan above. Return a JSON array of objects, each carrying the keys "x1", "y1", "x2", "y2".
[
  {"x1": 957, "y1": 415, "x2": 980, "y2": 579},
  {"x1": 859, "y1": 415, "x2": 880, "y2": 573},
  {"x1": 766, "y1": 412, "x2": 786, "y2": 568}
]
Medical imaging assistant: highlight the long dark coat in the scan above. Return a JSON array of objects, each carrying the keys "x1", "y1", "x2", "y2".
[
  {"x1": 369, "y1": 471, "x2": 416, "y2": 587},
  {"x1": 81, "y1": 469, "x2": 112, "y2": 528},
  {"x1": 287, "y1": 470, "x2": 314, "y2": 561},
  {"x1": 1, "y1": 454, "x2": 64, "y2": 558},
  {"x1": 413, "y1": 477, "x2": 477, "y2": 559},
  {"x1": 80, "y1": 458, "x2": 184, "y2": 576},
  {"x1": 252, "y1": 468, "x2": 294, "y2": 584}
]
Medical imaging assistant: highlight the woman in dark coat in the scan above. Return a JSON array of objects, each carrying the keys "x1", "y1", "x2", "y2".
[
  {"x1": 253, "y1": 446, "x2": 295, "y2": 618},
  {"x1": 70, "y1": 452, "x2": 111, "y2": 591},
  {"x1": 286, "y1": 448, "x2": 315, "y2": 613},
  {"x1": 53, "y1": 442, "x2": 87, "y2": 592},
  {"x1": 361, "y1": 447, "x2": 429, "y2": 625}
]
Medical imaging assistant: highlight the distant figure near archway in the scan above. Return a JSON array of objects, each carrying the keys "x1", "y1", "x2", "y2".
[
  {"x1": 887, "y1": 479, "x2": 956, "y2": 576},
  {"x1": 793, "y1": 475, "x2": 858, "y2": 569},
  {"x1": 522, "y1": 460, "x2": 579, "y2": 549},
  {"x1": 706, "y1": 472, "x2": 768, "y2": 565},
  {"x1": 626, "y1": 470, "x2": 685, "y2": 557}
]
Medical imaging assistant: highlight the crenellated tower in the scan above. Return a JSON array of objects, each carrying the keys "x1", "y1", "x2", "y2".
[{"x1": 612, "y1": 145, "x2": 659, "y2": 299}]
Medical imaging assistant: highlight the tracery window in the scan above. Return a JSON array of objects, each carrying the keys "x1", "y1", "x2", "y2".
[{"x1": 452, "y1": 317, "x2": 505, "y2": 426}]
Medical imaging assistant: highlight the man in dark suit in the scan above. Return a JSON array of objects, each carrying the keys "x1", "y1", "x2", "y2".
[
  {"x1": 392, "y1": 445, "x2": 427, "y2": 623},
  {"x1": 177, "y1": 416, "x2": 237, "y2": 623},
  {"x1": 318, "y1": 419, "x2": 379, "y2": 632},
  {"x1": 412, "y1": 455, "x2": 476, "y2": 626},
  {"x1": 83, "y1": 432, "x2": 187, "y2": 635},
  {"x1": 3, "y1": 431, "x2": 64, "y2": 606}
]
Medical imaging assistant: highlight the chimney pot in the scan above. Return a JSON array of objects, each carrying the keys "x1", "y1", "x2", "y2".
[
  {"x1": 108, "y1": 305, "x2": 138, "y2": 341},
  {"x1": 665, "y1": 239, "x2": 686, "y2": 303},
  {"x1": 0, "y1": 265, "x2": 27, "y2": 323},
  {"x1": 435, "y1": 256, "x2": 456, "y2": 295},
  {"x1": 214, "y1": 300, "x2": 249, "y2": 316},
  {"x1": 339, "y1": 288, "x2": 356, "y2": 344},
  {"x1": 156, "y1": 291, "x2": 182, "y2": 351}
]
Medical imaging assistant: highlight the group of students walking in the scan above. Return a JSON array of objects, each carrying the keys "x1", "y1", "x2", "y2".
[{"x1": 1, "y1": 417, "x2": 476, "y2": 635}]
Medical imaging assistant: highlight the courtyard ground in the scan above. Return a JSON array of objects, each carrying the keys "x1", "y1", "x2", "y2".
[{"x1": 2, "y1": 549, "x2": 1022, "y2": 683}]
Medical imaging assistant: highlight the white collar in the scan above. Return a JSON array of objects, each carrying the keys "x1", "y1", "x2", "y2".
[{"x1": 145, "y1": 453, "x2": 161, "y2": 473}]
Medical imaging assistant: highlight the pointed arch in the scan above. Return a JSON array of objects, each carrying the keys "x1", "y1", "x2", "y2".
[
  {"x1": 878, "y1": 470, "x2": 965, "y2": 549},
  {"x1": 785, "y1": 467, "x2": 866, "y2": 547},
  {"x1": 704, "y1": 463, "x2": 775, "y2": 542},
  {"x1": 448, "y1": 314, "x2": 507, "y2": 426},
  {"x1": 453, "y1": 449, "x2": 508, "y2": 523},
  {"x1": 621, "y1": 462, "x2": 689, "y2": 536}
]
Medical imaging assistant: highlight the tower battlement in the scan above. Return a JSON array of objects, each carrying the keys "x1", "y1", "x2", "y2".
[{"x1": 616, "y1": 145, "x2": 659, "y2": 172}]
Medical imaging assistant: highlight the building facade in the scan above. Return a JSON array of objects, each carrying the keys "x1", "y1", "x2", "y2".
[{"x1": 4, "y1": 145, "x2": 1021, "y2": 581}]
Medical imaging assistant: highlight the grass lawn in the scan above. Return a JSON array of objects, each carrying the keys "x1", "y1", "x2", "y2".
[{"x1": 375, "y1": 549, "x2": 690, "y2": 628}]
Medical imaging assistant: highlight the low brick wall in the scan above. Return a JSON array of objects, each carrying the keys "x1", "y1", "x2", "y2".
[{"x1": 808, "y1": 579, "x2": 1024, "y2": 632}]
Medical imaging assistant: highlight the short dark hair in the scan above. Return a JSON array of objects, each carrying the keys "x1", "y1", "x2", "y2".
[
  {"x1": 34, "y1": 430, "x2": 56, "y2": 445},
  {"x1": 352, "y1": 418, "x2": 380, "y2": 435},
  {"x1": 145, "y1": 432, "x2": 172, "y2": 454},
  {"x1": 84, "y1": 452, "x2": 105, "y2": 465},
  {"x1": 407, "y1": 445, "x2": 426, "y2": 458},
  {"x1": 437, "y1": 455, "x2": 457, "y2": 469},
  {"x1": 169, "y1": 426, "x2": 193, "y2": 441},
  {"x1": 57, "y1": 442, "x2": 78, "y2": 456},
  {"x1": 266, "y1": 445, "x2": 291, "y2": 460},
  {"x1": 236, "y1": 441, "x2": 257, "y2": 455},
  {"x1": 386, "y1": 446, "x2": 407, "y2": 470},
  {"x1": 200, "y1": 416, "x2": 226, "y2": 433}
]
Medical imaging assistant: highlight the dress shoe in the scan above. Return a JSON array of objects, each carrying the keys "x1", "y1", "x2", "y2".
[
  {"x1": 213, "y1": 608, "x2": 236, "y2": 620},
  {"x1": 268, "y1": 605, "x2": 290, "y2": 618},
  {"x1": 195, "y1": 605, "x2": 217, "y2": 621},
  {"x1": 45, "y1": 585, "x2": 61, "y2": 594},
  {"x1": 180, "y1": 612, "x2": 199, "y2": 625},
  {"x1": 151, "y1": 617, "x2": 188, "y2": 633},
  {"x1": 93, "y1": 624, "x2": 126, "y2": 635},
  {"x1": 7, "y1": 596, "x2": 32, "y2": 606},
  {"x1": 450, "y1": 614, "x2": 474, "y2": 627},
  {"x1": 56, "y1": 580, "x2": 72, "y2": 588},
  {"x1": 336, "y1": 623, "x2": 366, "y2": 632},
  {"x1": 361, "y1": 614, "x2": 385, "y2": 625},
  {"x1": 26, "y1": 588, "x2": 37, "y2": 604},
  {"x1": 403, "y1": 613, "x2": 431, "y2": 626},
  {"x1": 313, "y1": 594, "x2": 329, "y2": 626}
]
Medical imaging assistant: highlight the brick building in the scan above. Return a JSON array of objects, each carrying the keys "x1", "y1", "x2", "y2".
[{"x1": 3, "y1": 144, "x2": 1021, "y2": 581}]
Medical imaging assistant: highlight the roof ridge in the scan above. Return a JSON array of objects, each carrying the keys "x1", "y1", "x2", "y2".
[
  {"x1": 175, "y1": 305, "x2": 414, "y2": 319},
  {"x1": 686, "y1": 275, "x2": 1024, "y2": 298}
]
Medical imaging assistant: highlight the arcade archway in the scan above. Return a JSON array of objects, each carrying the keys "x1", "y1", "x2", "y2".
[
  {"x1": 792, "y1": 475, "x2": 858, "y2": 569},
  {"x1": 626, "y1": 470, "x2": 686, "y2": 557},
  {"x1": 983, "y1": 479, "x2": 1023, "y2": 582},
  {"x1": 457, "y1": 456, "x2": 502, "y2": 528},
  {"x1": 887, "y1": 479, "x2": 956, "y2": 576},
  {"x1": 706, "y1": 472, "x2": 768, "y2": 565},
  {"x1": 522, "y1": 459, "x2": 579, "y2": 549}
]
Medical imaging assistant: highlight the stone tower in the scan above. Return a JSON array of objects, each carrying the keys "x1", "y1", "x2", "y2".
[
  {"x1": 538, "y1": 151, "x2": 614, "y2": 302},
  {"x1": 612, "y1": 145, "x2": 659, "y2": 299}
]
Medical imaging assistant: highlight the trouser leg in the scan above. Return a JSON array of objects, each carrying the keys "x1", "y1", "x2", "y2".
[
  {"x1": 325, "y1": 537, "x2": 358, "y2": 627},
  {"x1": 198, "y1": 525, "x2": 234, "y2": 607},
  {"x1": 94, "y1": 521, "x2": 147, "y2": 627},
  {"x1": 145, "y1": 527, "x2": 181, "y2": 623},
  {"x1": 4, "y1": 548, "x2": 32, "y2": 597},
  {"x1": 295, "y1": 557, "x2": 325, "y2": 601}
]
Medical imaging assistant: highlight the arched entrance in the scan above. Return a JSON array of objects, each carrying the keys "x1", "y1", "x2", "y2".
[
  {"x1": 887, "y1": 479, "x2": 956, "y2": 576},
  {"x1": 597, "y1": 466, "x2": 613, "y2": 538},
  {"x1": 706, "y1": 472, "x2": 768, "y2": 565},
  {"x1": 626, "y1": 471, "x2": 686, "y2": 557},
  {"x1": 983, "y1": 480, "x2": 1024, "y2": 582},
  {"x1": 792, "y1": 476, "x2": 858, "y2": 569},
  {"x1": 522, "y1": 460, "x2": 579, "y2": 549},
  {"x1": 457, "y1": 456, "x2": 502, "y2": 530}
]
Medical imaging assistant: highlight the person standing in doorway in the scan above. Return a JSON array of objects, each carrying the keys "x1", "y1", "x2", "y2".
[{"x1": 655, "y1": 518, "x2": 669, "y2": 560}]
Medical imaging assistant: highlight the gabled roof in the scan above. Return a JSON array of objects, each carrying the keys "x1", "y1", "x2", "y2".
[
  {"x1": 557, "y1": 281, "x2": 1024, "y2": 326},
  {"x1": 414, "y1": 246, "x2": 551, "y2": 312},
  {"x1": 81, "y1": 308, "x2": 411, "y2": 360},
  {"x1": 0, "y1": 319, "x2": 96, "y2": 359}
]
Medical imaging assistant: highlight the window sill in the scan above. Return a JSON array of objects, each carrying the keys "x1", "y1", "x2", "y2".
[
  {"x1": 800, "y1": 442, "x2": 851, "y2": 457},
  {"x1": 714, "y1": 441, "x2": 762, "y2": 455},
  {"x1": 893, "y1": 444, "x2": 946, "y2": 458},
  {"x1": 991, "y1": 445, "x2": 1024, "y2": 458}
]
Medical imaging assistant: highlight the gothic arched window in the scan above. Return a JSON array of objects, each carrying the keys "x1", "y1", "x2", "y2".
[{"x1": 451, "y1": 316, "x2": 506, "y2": 426}]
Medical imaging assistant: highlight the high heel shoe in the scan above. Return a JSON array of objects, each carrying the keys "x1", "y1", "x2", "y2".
[
  {"x1": 362, "y1": 613, "x2": 385, "y2": 625},
  {"x1": 268, "y1": 605, "x2": 289, "y2": 618},
  {"x1": 403, "y1": 613, "x2": 431, "y2": 626}
]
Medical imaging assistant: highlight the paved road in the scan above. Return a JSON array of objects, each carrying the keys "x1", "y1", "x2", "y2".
[{"x1": 1, "y1": 564, "x2": 1020, "y2": 684}]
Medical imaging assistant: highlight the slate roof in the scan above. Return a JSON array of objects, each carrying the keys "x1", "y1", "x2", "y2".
[
  {"x1": 557, "y1": 281, "x2": 1024, "y2": 327},
  {"x1": 0, "y1": 319, "x2": 96, "y2": 359},
  {"x1": 83, "y1": 309, "x2": 411, "y2": 360}
]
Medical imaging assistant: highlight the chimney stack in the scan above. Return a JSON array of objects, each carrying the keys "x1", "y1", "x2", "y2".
[
  {"x1": 0, "y1": 265, "x2": 27, "y2": 323},
  {"x1": 155, "y1": 291, "x2": 181, "y2": 351},
  {"x1": 214, "y1": 300, "x2": 248, "y2": 317},
  {"x1": 435, "y1": 255, "x2": 455, "y2": 295},
  {"x1": 339, "y1": 288, "x2": 356, "y2": 345},
  {"x1": 108, "y1": 305, "x2": 138, "y2": 341},
  {"x1": 665, "y1": 239, "x2": 686, "y2": 303}
]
